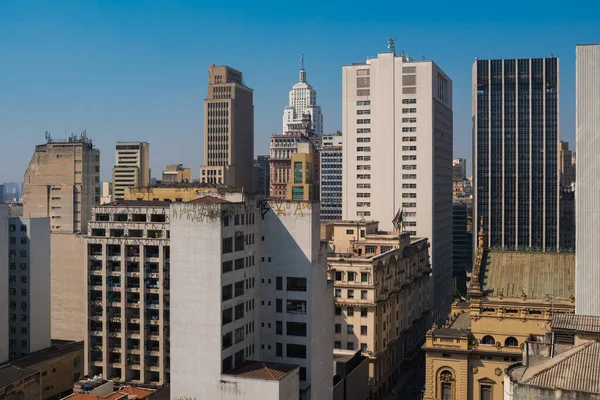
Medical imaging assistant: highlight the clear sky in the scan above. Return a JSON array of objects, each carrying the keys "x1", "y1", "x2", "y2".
[{"x1": 0, "y1": 0, "x2": 598, "y2": 182}]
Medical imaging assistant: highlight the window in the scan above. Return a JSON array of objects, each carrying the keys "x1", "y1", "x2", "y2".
[
  {"x1": 286, "y1": 277, "x2": 307, "y2": 291},
  {"x1": 276, "y1": 299, "x2": 282, "y2": 313},
  {"x1": 402, "y1": 98, "x2": 417, "y2": 104},
  {"x1": 356, "y1": 100, "x2": 371, "y2": 105},
  {"x1": 20, "y1": 225, "x2": 27, "y2": 232},
  {"x1": 402, "y1": 174, "x2": 417, "y2": 179},
  {"x1": 361, "y1": 273, "x2": 368, "y2": 282},
  {"x1": 357, "y1": 137, "x2": 370, "y2": 143},
  {"x1": 222, "y1": 355, "x2": 233, "y2": 372},
  {"x1": 222, "y1": 238, "x2": 233, "y2": 254},
  {"x1": 286, "y1": 344, "x2": 306, "y2": 359},
  {"x1": 361, "y1": 326, "x2": 368, "y2": 335},
  {"x1": 357, "y1": 128, "x2": 371, "y2": 133},
  {"x1": 347, "y1": 290, "x2": 354, "y2": 299},
  {"x1": 276, "y1": 342, "x2": 282, "y2": 357},
  {"x1": 335, "y1": 324, "x2": 342, "y2": 333},
  {"x1": 402, "y1": 155, "x2": 417, "y2": 161},
  {"x1": 234, "y1": 235, "x2": 244, "y2": 251},
  {"x1": 402, "y1": 164, "x2": 417, "y2": 170},
  {"x1": 334, "y1": 341, "x2": 341, "y2": 349},
  {"x1": 402, "y1": 117, "x2": 417, "y2": 123},
  {"x1": 292, "y1": 186, "x2": 304, "y2": 199},
  {"x1": 357, "y1": 119, "x2": 371, "y2": 124},
  {"x1": 356, "y1": 147, "x2": 371, "y2": 152},
  {"x1": 286, "y1": 322, "x2": 307, "y2": 337},
  {"x1": 287, "y1": 299, "x2": 307, "y2": 314},
  {"x1": 335, "y1": 288, "x2": 341, "y2": 297},
  {"x1": 276, "y1": 321, "x2": 282, "y2": 335},
  {"x1": 361, "y1": 309, "x2": 368, "y2": 317},
  {"x1": 480, "y1": 385, "x2": 492, "y2": 400},
  {"x1": 361, "y1": 290, "x2": 368, "y2": 299},
  {"x1": 356, "y1": 77, "x2": 370, "y2": 87},
  {"x1": 335, "y1": 306, "x2": 342, "y2": 316},
  {"x1": 347, "y1": 342, "x2": 355, "y2": 350},
  {"x1": 347, "y1": 307, "x2": 354, "y2": 316},
  {"x1": 222, "y1": 284, "x2": 233, "y2": 301},
  {"x1": 505, "y1": 337, "x2": 518, "y2": 347},
  {"x1": 9, "y1": 237, "x2": 15, "y2": 245},
  {"x1": 361, "y1": 343, "x2": 368, "y2": 352},
  {"x1": 222, "y1": 261, "x2": 233, "y2": 273},
  {"x1": 481, "y1": 335, "x2": 496, "y2": 346},
  {"x1": 402, "y1": 193, "x2": 417, "y2": 198},
  {"x1": 235, "y1": 281, "x2": 244, "y2": 297},
  {"x1": 402, "y1": 108, "x2": 417, "y2": 113},
  {"x1": 234, "y1": 327, "x2": 244, "y2": 343},
  {"x1": 293, "y1": 162, "x2": 303, "y2": 184},
  {"x1": 347, "y1": 325, "x2": 354, "y2": 334},
  {"x1": 276, "y1": 277, "x2": 283, "y2": 290},
  {"x1": 402, "y1": 136, "x2": 417, "y2": 142},
  {"x1": 402, "y1": 127, "x2": 417, "y2": 133},
  {"x1": 335, "y1": 271, "x2": 343, "y2": 281},
  {"x1": 222, "y1": 308, "x2": 233, "y2": 325},
  {"x1": 402, "y1": 145, "x2": 417, "y2": 151},
  {"x1": 440, "y1": 370, "x2": 454, "y2": 400},
  {"x1": 357, "y1": 109, "x2": 371, "y2": 115},
  {"x1": 348, "y1": 272, "x2": 355, "y2": 281},
  {"x1": 402, "y1": 183, "x2": 417, "y2": 188},
  {"x1": 20, "y1": 237, "x2": 27, "y2": 245}
]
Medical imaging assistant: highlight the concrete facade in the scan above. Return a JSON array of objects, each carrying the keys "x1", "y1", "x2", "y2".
[
  {"x1": 283, "y1": 65, "x2": 323, "y2": 136},
  {"x1": 161, "y1": 164, "x2": 191, "y2": 184},
  {"x1": 0, "y1": 204, "x2": 8, "y2": 364},
  {"x1": 200, "y1": 65, "x2": 254, "y2": 191},
  {"x1": 112, "y1": 142, "x2": 150, "y2": 201},
  {"x1": 320, "y1": 134, "x2": 343, "y2": 222},
  {"x1": 7, "y1": 218, "x2": 51, "y2": 359},
  {"x1": 85, "y1": 202, "x2": 170, "y2": 385},
  {"x1": 342, "y1": 51, "x2": 453, "y2": 323},
  {"x1": 576, "y1": 44, "x2": 600, "y2": 316}
]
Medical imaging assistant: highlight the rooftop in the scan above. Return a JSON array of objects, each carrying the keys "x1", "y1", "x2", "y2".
[
  {"x1": 510, "y1": 340, "x2": 600, "y2": 394},
  {"x1": 0, "y1": 365, "x2": 38, "y2": 389},
  {"x1": 552, "y1": 314, "x2": 600, "y2": 335},
  {"x1": 448, "y1": 311, "x2": 471, "y2": 330},
  {"x1": 12, "y1": 340, "x2": 83, "y2": 369},
  {"x1": 131, "y1": 182, "x2": 235, "y2": 189},
  {"x1": 479, "y1": 251, "x2": 575, "y2": 299},
  {"x1": 65, "y1": 386, "x2": 155, "y2": 400},
  {"x1": 226, "y1": 361, "x2": 298, "y2": 381},
  {"x1": 97, "y1": 200, "x2": 171, "y2": 208},
  {"x1": 186, "y1": 196, "x2": 232, "y2": 204}
]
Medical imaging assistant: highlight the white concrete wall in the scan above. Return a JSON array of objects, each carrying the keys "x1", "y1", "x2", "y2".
[
  {"x1": 259, "y1": 201, "x2": 333, "y2": 399},
  {"x1": 0, "y1": 204, "x2": 8, "y2": 363},
  {"x1": 218, "y1": 370, "x2": 299, "y2": 400},
  {"x1": 26, "y1": 218, "x2": 51, "y2": 353},
  {"x1": 576, "y1": 44, "x2": 600, "y2": 316}
]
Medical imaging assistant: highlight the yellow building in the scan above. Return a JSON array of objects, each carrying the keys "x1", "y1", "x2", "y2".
[
  {"x1": 286, "y1": 143, "x2": 316, "y2": 200},
  {"x1": 325, "y1": 221, "x2": 431, "y2": 399},
  {"x1": 124, "y1": 182, "x2": 238, "y2": 202},
  {"x1": 422, "y1": 221, "x2": 575, "y2": 400},
  {"x1": 161, "y1": 164, "x2": 191, "y2": 184}
]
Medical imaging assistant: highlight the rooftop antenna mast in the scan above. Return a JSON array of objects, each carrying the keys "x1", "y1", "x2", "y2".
[
  {"x1": 301, "y1": 53, "x2": 304, "y2": 70},
  {"x1": 387, "y1": 37, "x2": 397, "y2": 56}
]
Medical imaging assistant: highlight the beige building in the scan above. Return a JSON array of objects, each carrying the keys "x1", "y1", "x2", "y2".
[
  {"x1": 112, "y1": 142, "x2": 150, "y2": 201},
  {"x1": 324, "y1": 221, "x2": 431, "y2": 399},
  {"x1": 161, "y1": 164, "x2": 190, "y2": 184},
  {"x1": 23, "y1": 133, "x2": 100, "y2": 341},
  {"x1": 85, "y1": 201, "x2": 170, "y2": 385},
  {"x1": 200, "y1": 65, "x2": 254, "y2": 191},
  {"x1": 422, "y1": 222, "x2": 575, "y2": 400},
  {"x1": 286, "y1": 143, "x2": 316, "y2": 201}
]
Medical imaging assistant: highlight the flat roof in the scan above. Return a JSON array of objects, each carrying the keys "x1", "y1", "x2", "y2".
[
  {"x1": 226, "y1": 361, "x2": 298, "y2": 381},
  {"x1": 97, "y1": 200, "x2": 171, "y2": 208},
  {"x1": 131, "y1": 182, "x2": 235, "y2": 189},
  {"x1": 0, "y1": 365, "x2": 39, "y2": 388},
  {"x1": 186, "y1": 196, "x2": 232, "y2": 204},
  {"x1": 11, "y1": 340, "x2": 83, "y2": 369}
]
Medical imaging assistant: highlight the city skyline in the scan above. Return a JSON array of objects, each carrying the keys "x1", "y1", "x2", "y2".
[{"x1": 1, "y1": 1, "x2": 597, "y2": 182}]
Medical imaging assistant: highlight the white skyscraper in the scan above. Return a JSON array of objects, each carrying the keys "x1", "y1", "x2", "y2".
[
  {"x1": 283, "y1": 57, "x2": 323, "y2": 136},
  {"x1": 576, "y1": 44, "x2": 600, "y2": 316},
  {"x1": 342, "y1": 49, "x2": 453, "y2": 322}
]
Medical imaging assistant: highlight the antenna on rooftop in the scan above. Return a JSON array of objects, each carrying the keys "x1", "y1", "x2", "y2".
[
  {"x1": 44, "y1": 130, "x2": 52, "y2": 143},
  {"x1": 387, "y1": 37, "x2": 397, "y2": 55},
  {"x1": 301, "y1": 53, "x2": 304, "y2": 70}
]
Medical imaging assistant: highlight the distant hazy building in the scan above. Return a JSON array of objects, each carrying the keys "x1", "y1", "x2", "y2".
[
  {"x1": 559, "y1": 141, "x2": 574, "y2": 187},
  {"x1": 452, "y1": 158, "x2": 466, "y2": 181},
  {"x1": 0, "y1": 205, "x2": 9, "y2": 364},
  {"x1": 100, "y1": 181, "x2": 113, "y2": 205},
  {"x1": 283, "y1": 60, "x2": 323, "y2": 136},
  {"x1": 7, "y1": 217, "x2": 51, "y2": 360},
  {"x1": 320, "y1": 134, "x2": 343, "y2": 222},
  {"x1": 112, "y1": 142, "x2": 150, "y2": 201},
  {"x1": 162, "y1": 164, "x2": 191, "y2": 184},
  {"x1": 473, "y1": 57, "x2": 560, "y2": 251},
  {"x1": 200, "y1": 65, "x2": 254, "y2": 191},
  {"x1": 254, "y1": 155, "x2": 270, "y2": 195},
  {"x1": 576, "y1": 44, "x2": 600, "y2": 316},
  {"x1": 1, "y1": 182, "x2": 24, "y2": 203},
  {"x1": 342, "y1": 49, "x2": 453, "y2": 322}
]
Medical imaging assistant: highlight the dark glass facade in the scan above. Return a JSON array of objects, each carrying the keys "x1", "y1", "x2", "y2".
[{"x1": 475, "y1": 58, "x2": 559, "y2": 250}]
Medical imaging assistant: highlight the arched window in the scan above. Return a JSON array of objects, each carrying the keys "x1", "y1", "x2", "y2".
[
  {"x1": 481, "y1": 335, "x2": 496, "y2": 346},
  {"x1": 505, "y1": 336, "x2": 518, "y2": 347},
  {"x1": 439, "y1": 370, "x2": 454, "y2": 400}
]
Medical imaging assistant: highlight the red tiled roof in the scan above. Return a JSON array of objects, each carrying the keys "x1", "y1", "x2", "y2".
[
  {"x1": 117, "y1": 387, "x2": 155, "y2": 398},
  {"x1": 186, "y1": 196, "x2": 231, "y2": 204},
  {"x1": 228, "y1": 361, "x2": 298, "y2": 381}
]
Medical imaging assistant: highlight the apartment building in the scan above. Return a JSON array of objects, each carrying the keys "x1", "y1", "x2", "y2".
[
  {"x1": 200, "y1": 65, "x2": 254, "y2": 191},
  {"x1": 0, "y1": 204, "x2": 9, "y2": 363},
  {"x1": 7, "y1": 217, "x2": 51, "y2": 360},
  {"x1": 112, "y1": 142, "x2": 150, "y2": 201},
  {"x1": 84, "y1": 201, "x2": 170, "y2": 385},
  {"x1": 320, "y1": 134, "x2": 343, "y2": 222},
  {"x1": 324, "y1": 221, "x2": 431, "y2": 399}
]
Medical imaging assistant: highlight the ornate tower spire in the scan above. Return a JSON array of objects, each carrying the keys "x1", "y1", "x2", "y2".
[{"x1": 299, "y1": 53, "x2": 306, "y2": 83}]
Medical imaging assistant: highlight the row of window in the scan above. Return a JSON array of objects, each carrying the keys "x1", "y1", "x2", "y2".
[
  {"x1": 334, "y1": 288, "x2": 369, "y2": 299},
  {"x1": 335, "y1": 323, "x2": 368, "y2": 335},
  {"x1": 335, "y1": 306, "x2": 369, "y2": 317},
  {"x1": 335, "y1": 271, "x2": 369, "y2": 282},
  {"x1": 334, "y1": 341, "x2": 367, "y2": 352}
]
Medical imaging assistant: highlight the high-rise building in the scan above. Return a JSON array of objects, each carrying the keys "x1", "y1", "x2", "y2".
[
  {"x1": 283, "y1": 59, "x2": 323, "y2": 136},
  {"x1": 559, "y1": 141, "x2": 574, "y2": 187},
  {"x1": 320, "y1": 134, "x2": 343, "y2": 222},
  {"x1": 286, "y1": 143, "x2": 316, "y2": 201},
  {"x1": 23, "y1": 132, "x2": 100, "y2": 341},
  {"x1": 100, "y1": 181, "x2": 113, "y2": 205},
  {"x1": 162, "y1": 164, "x2": 191, "y2": 184},
  {"x1": 0, "y1": 204, "x2": 9, "y2": 364},
  {"x1": 576, "y1": 44, "x2": 600, "y2": 316},
  {"x1": 112, "y1": 142, "x2": 150, "y2": 200},
  {"x1": 473, "y1": 57, "x2": 560, "y2": 251},
  {"x1": 342, "y1": 49, "x2": 453, "y2": 322},
  {"x1": 23, "y1": 132, "x2": 100, "y2": 234},
  {"x1": 85, "y1": 201, "x2": 170, "y2": 384},
  {"x1": 254, "y1": 155, "x2": 270, "y2": 195},
  {"x1": 200, "y1": 65, "x2": 254, "y2": 191},
  {"x1": 452, "y1": 158, "x2": 467, "y2": 181},
  {"x1": 452, "y1": 199, "x2": 473, "y2": 294},
  {"x1": 170, "y1": 195, "x2": 332, "y2": 399},
  {"x1": 7, "y1": 217, "x2": 51, "y2": 360}
]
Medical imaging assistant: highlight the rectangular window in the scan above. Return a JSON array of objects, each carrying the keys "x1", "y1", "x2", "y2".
[
  {"x1": 335, "y1": 324, "x2": 341, "y2": 333},
  {"x1": 402, "y1": 183, "x2": 417, "y2": 188},
  {"x1": 334, "y1": 341, "x2": 342, "y2": 349},
  {"x1": 222, "y1": 238, "x2": 233, "y2": 254},
  {"x1": 335, "y1": 288, "x2": 342, "y2": 297},
  {"x1": 234, "y1": 235, "x2": 244, "y2": 251},
  {"x1": 235, "y1": 303, "x2": 244, "y2": 320},
  {"x1": 402, "y1": 193, "x2": 417, "y2": 198},
  {"x1": 293, "y1": 162, "x2": 303, "y2": 184},
  {"x1": 357, "y1": 128, "x2": 371, "y2": 133},
  {"x1": 402, "y1": 127, "x2": 417, "y2": 133},
  {"x1": 361, "y1": 325, "x2": 368, "y2": 335},
  {"x1": 234, "y1": 327, "x2": 244, "y2": 344},
  {"x1": 402, "y1": 98, "x2": 417, "y2": 104},
  {"x1": 402, "y1": 145, "x2": 417, "y2": 151},
  {"x1": 222, "y1": 260, "x2": 233, "y2": 273},
  {"x1": 361, "y1": 309, "x2": 368, "y2": 317},
  {"x1": 357, "y1": 183, "x2": 371, "y2": 189},
  {"x1": 356, "y1": 89, "x2": 370, "y2": 96},
  {"x1": 276, "y1": 321, "x2": 283, "y2": 335},
  {"x1": 286, "y1": 344, "x2": 307, "y2": 359},
  {"x1": 276, "y1": 299, "x2": 283, "y2": 313},
  {"x1": 286, "y1": 277, "x2": 307, "y2": 291},
  {"x1": 357, "y1": 137, "x2": 371, "y2": 143},
  {"x1": 402, "y1": 108, "x2": 417, "y2": 114},
  {"x1": 276, "y1": 342, "x2": 282, "y2": 357},
  {"x1": 286, "y1": 322, "x2": 307, "y2": 337},
  {"x1": 347, "y1": 342, "x2": 355, "y2": 350},
  {"x1": 356, "y1": 77, "x2": 370, "y2": 87},
  {"x1": 347, "y1": 325, "x2": 354, "y2": 334},
  {"x1": 348, "y1": 272, "x2": 355, "y2": 281},
  {"x1": 287, "y1": 299, "x2": 307, "y2": 314},
  {"x1": 335, "y1": 306, "x2": 342, "y2": 316},
  {"x1": 234, "y1": 281, "x2": 244, "y2": 297},
  {"x1": 402, "y1": 117, "x2": 417, "y2": 123},
  {"x1": 356, "y1": 119, "x2": 371, "y2": 124},
  {"x1": 402, "y1": 155, "x2": 417, "y2": 161},
  {"x1": 347, "y1": 307, "x2": 354, "y2": 316},
  {"x1": 356, "y1": 147, "x2": 371, "y2": 152},
  {"x1": 357, "y1": 109, "x2": 371, "y2": 115},
  {"x1": 402, "y1": 136, "x2": 417, "y2": 142},
  {"x1": 356, "y1": 100, "x2": 371, "y2": 105},
  {"x1": 361, "y1": 290, "x2": 368, "y2": 299},
  {"x1": 276, "y1": 277, "x2": 282, "y2": 290},
  {"x1": 292, "y1": 186, "x2": 304, "y2": 200},
  {"x1": 222, "y1": 332, "x2": 233, "y2": 349},
  {"x1": 222, "y1": 308, "x2": 233, "y2": 325},
  {"x1": 480, "y1": 385, "x2": 492, "y2": 400}
]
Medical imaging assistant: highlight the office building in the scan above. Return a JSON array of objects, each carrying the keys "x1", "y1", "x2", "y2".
[
  {"x1": 559, "y1": 141, "x2": 574, "y2": 187},
  {"x1": 342, "y1": 49, "x2": 453, "y2": 322},
  {"x1": 452, "y1": 158, "x2": 466, "y2": 181},
  {"x1": 7, "y1": 217, "x2": 51, "y2": 360},
  {"x1": 85, "y1": 201, "x2": 170, "y2": 384},
  {"x1": 576, "y1": 44, "x2": 600, "y2": 316},
  {"x1": 320, "y1": 134, "x2": 343, "y2": 222},
  {"x1": 254, "y1": 155, "x2": 270, "y2": 195},
  {"x1": 112, "y1": 142, "x2": 150, "y2": 201},
  {"x1": 170, "y1": 195, "x2": 332, "y2": 399},
  {"x1": 283, "y1": 59, "x2": 323, "y2": 136},
  {"x1": 199, "y1": 65, "x2": 254, "y2": 191},
  {"x1": 286, "y1": 143, "x2": 316, "y2": 201},
  {"x1": 0, "y1": 205, "x2": 8, "y2": 364},
  {"x1": 473, "y1": 57, "x2": 560, "y2": 251},
  {"x1": 324, "y1": 221, "x2": 431, "y2": 398},
  {"x1": 23, "y1": 132, "x2": 100, "y2": 341},
  {"x1": 452, "y1": 199, "x2": 473, "y2": 295},
  {"x1": 422, "y1": 223, "x2": 575, "y2": 400},
  {"x1": 161, "y1": 164, "x2": 191, "y2": 184}
]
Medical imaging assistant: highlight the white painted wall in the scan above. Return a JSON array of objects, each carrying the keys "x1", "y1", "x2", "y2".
[
  {"x1": 219, "y1": 370, "x2": 299, "y2": 400},
  {"x1": 0, "y1": 204, "x2": 8, "y2": 363}
]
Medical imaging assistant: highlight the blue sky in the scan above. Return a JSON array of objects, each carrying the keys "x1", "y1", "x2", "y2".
[{"x1": 0, "y1": 0, "x2": 598, "y2": 182}]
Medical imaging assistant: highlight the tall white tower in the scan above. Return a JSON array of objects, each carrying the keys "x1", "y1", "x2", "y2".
[{"x1": 283, "y1": 55, "x2": 323, "y2": 136}]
